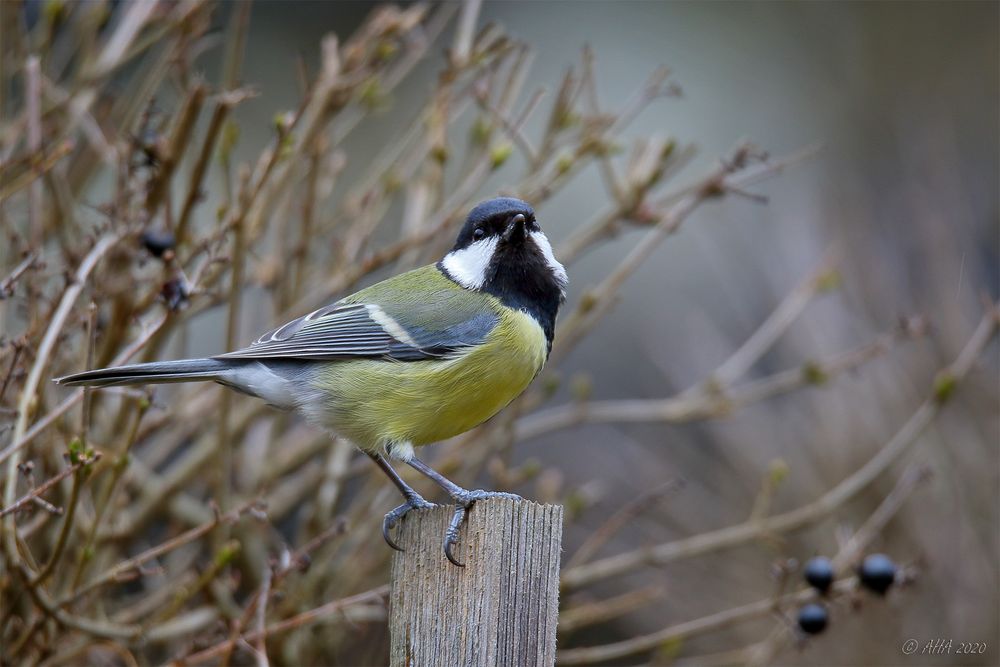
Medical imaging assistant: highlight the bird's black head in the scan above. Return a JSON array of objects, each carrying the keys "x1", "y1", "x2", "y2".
[{"x1": 439, "y1": 197, "x2": 567, "y2": 349}]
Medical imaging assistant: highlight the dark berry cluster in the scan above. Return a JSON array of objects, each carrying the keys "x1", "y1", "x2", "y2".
[{"x1": 795, "y1": 553, "x2": 898, "y2": 636}]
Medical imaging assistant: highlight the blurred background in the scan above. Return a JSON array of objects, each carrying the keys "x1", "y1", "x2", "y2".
[{"x1": 1, "y1": 1, "x2": 996, "y2": 665}]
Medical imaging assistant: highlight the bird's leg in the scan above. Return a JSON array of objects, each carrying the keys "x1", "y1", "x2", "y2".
[
  {"x1": 367, "y1": 453, "x2": 437, "y2": 551},
  {"x1": 407, "y1": 456, "x2": 521, "y2": 567}
]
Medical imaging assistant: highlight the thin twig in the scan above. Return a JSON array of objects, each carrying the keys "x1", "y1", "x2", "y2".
[
  {"x1": 558, "y1": 586, "x2": 666, "y2": 634},
  {"x1": 0, "y1": 453, "x2": 100, "y2": 518},
  {"x1": 0, "y1": 312, "x2": 168, "y2": 466},
  {"x1": 450, "y1": 0, "x2": 482, "y2": 67},
  {"x1": 518, "y1": 318, "x2": 926, "y2": 441},
  {"x1": 705, "y1": 246, "x2": 840, "y2": 388},
  {"x1": 565, "y1": 478, "x2": 683, "y2": 569},
  {"x1": 25, "y1": 56, "x2": 42, "y2": 247},
  {"x1": 170, "y1": 586, "x2": 389, "y2": 665},
  {"x1": 558, "y1": 577, "x2": 856, "y2": 664},
  {"x1": 61, "y1": 501, "x2": 261, "y2": 607},
  {"x1": 0, "y1": 252, "x2": 38, "y2": 298},
  {"x1": 550, "y1": 145, "x2": 816, "y2": 363},
  {"x1": 30, "y1": 457, "x2": 89, "y2": 586},
  {"x1": 255, "y1": 566, "x2": 272, "y2": 667}
]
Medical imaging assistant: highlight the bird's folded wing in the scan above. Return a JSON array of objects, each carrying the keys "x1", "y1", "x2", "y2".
[{"x1": 215, "y1": 295, "x2": 499, "y2": 362}]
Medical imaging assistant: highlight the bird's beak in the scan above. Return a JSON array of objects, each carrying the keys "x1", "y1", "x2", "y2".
[{"x1": 503, "y1": 214, "x2": 526, "y2": 244}]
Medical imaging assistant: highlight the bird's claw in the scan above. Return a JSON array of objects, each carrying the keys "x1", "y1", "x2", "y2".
[
  {"x1": 443, "y1": 505, "x2": 468, "y2": 567},
  {"x1": 382, "y1": 494, "x2": 437, "y2": 552},
  {"x1": 442, "y1": 490, "x2": 522, "y2": 567}
]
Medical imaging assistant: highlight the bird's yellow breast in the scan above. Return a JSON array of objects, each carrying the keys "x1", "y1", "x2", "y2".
[{"x1": 312, "y1": 305, "x2": 547, "y2": 451}]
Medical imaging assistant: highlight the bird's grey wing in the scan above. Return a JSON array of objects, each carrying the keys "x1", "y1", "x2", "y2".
[{"x1": 214, "y1": 301, "x2": 498, "y2": 362}]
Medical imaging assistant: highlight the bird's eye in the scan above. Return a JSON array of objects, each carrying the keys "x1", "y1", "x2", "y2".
[{"x1": 472, "y1": 228, "x2": 486, "y2": 240}]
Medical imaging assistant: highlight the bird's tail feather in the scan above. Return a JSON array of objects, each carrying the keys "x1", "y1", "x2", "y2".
[{"x1": 55, "y1": 358, "x2": 231, "y2": 387}]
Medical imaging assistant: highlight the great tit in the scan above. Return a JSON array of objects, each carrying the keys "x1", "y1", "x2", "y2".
[{"x1": 56, "y1": 197, "x2": 567, "y2": 566}]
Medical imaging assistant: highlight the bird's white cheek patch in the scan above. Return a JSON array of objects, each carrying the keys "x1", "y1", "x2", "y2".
[
  {"x1": 441, "y1": 237, "x2": 498, "y2": 289},
  {"x1": 530, "y1": 231, "x2": 568, "y2": 291}
]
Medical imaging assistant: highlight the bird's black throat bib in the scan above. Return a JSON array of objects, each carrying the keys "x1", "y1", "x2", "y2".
[{"x1": 481, "y1": 240, "x2": 563, "y2": 352}]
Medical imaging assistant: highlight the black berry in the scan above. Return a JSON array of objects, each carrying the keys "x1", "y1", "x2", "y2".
[
  {"x1": 161, "y1": 277, "x2": 190, "y2": 310},
  {"x1": 141, "y1": 230, "x2": 176, "y2": 258},
  {"x1": 858, "y1": 554, "x2": 896, "y2": 595},
  {"x1": 804, "y1": 556, "x2": 834, "y2": 593},
  {"x1": 797, "y1": 602, "x2": 828, "y2": 635}
]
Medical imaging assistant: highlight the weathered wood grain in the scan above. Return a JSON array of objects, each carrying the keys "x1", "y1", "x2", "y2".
[{"x1": 389, "y1": 499, "x2": 563, "y2": 667}]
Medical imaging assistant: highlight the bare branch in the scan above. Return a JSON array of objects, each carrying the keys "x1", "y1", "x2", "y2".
[
  {"x1": 560, "y1": 306, "x2": 997, "y2": 591},
  {"x1": 170, "y1": 586, "x2": 389, "y2": 665},
  {"x1": 0, "y1": 453, "x2": 100, "y2": 518},
  {"x1": 517, "y1": 317, "x2": 926, "y2": 441}
]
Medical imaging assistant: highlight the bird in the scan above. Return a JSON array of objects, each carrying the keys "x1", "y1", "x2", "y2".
[{"x1": 56, "y1": 197, "x2": 567, "y2": 566}]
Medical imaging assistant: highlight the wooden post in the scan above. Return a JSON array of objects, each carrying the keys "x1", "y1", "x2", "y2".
[{"x1": 389, "y1": 498, "x2": 563, "y2": 667}]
